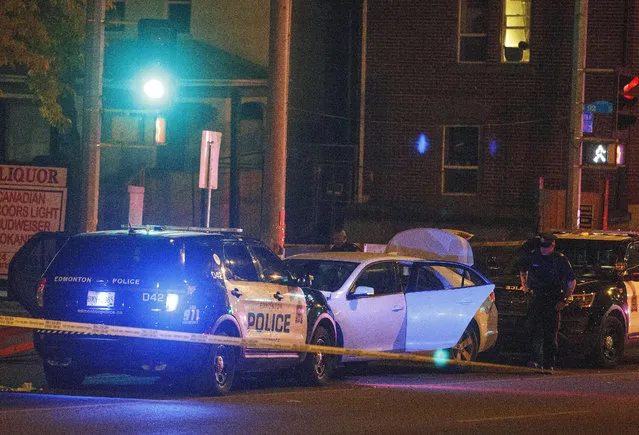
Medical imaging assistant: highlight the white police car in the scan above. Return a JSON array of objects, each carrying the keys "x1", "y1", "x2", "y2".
[
  {"x1": 31, "y1": 226, "x2": 337, "y2": 395},
  {"x1": 285, "y1": 229, "x2": 498, "y2": 364}
]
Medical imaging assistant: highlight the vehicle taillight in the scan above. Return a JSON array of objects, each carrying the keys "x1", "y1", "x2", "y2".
[
  {"x1": 489, "y1": 291, "x2": 495, "y2": 302},
  {"x1": 36, "y1": 278, "x2": 46, "y2": 308}
]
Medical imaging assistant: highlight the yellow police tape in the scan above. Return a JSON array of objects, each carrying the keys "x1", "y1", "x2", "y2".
[{"x1": 0, "y1": 315, "x2": 542, "y2": 373}]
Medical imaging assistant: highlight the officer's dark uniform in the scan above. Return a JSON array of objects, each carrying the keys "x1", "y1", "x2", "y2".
[{"x1": 521, "y1": 238, "x2": 575, "y2": 370}]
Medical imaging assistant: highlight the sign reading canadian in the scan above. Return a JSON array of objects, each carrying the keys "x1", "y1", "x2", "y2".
[{"x1": 0, "y1": 165, "x2": 67, "y2": 278}]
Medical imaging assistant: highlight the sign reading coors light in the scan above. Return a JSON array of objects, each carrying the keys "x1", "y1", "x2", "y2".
[{"x1": 199, "y1": 131, "x2": 221, "y2": 227}]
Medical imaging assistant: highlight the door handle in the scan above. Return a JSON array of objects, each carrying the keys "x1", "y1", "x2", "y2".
[
  {"x1": 457, "y1": 299, "x2": 472, "y2": 305},
  {"x1": 273, "y1": 291, "x2": 284, "y2": 301},
  {"x1": 231, "y1": 288, "x2": 242, "y2": 298},
  {"x1": 392, "y1": 304, "x2": 405, "y2": 311}
]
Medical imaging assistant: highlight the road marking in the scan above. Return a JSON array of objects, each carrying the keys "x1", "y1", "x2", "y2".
[{"x1": 458, "y1": 409, "x2": 590, "y2": 423}]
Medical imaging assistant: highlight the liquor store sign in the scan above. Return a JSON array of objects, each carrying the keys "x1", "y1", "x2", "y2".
[{"x1": 0, "y1": 165, "x2": 67, "y2": 278}]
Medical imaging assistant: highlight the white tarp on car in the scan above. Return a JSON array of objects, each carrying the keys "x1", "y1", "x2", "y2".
[{"x1": 384, "y1": 228, "x2": 474, "y2": 266}]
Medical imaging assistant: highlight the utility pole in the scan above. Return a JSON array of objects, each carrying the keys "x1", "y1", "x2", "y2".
[
  {"x1": 566, "y1": 0, "x2": 588, "y2": 230},
  {"x1": 262, "y1": 0, "x2": 291, "y2": 254},
  {"x1": 79, "y1": 0, "x2": 105, "y2": 233}
]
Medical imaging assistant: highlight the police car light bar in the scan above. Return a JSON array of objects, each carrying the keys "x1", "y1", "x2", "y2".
[{"x1": 121, "y1": 224, "x2": 243, "y2": 234}]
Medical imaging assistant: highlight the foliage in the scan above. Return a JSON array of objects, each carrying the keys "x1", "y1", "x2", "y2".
[{"x1": 0, "y1": 0, "x2": 91, "y2": 129}]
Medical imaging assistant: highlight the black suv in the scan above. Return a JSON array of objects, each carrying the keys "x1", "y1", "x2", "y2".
[
  {"x1": 493, "y1": 231, "x2": 639, "y2": 368},
  {"x1": 31, "y1": 226, "x2": 337, "y2": 394}
]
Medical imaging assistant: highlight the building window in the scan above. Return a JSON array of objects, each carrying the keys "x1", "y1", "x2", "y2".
[
  {"x1": 442, "y1": 126, "x2": 479, "y2": 195},
  {"x1": 168, "y1": 0, "x2": 191, "y2": 34},
  {"x1": 106, "y1": 0, "x2": 126, "y2": 32},
  {"x1": 502, "y1": 0, "x2": 531, "y2": 62},
  {"x1": 459, "y1": 0, "x2": 488, "y2": 62}
]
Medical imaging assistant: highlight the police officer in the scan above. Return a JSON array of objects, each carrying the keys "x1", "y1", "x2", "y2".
[
  {"x1": 520, "y1": 232, "x2": 576, "y2": 372},
  {"x1": 329, "y1": 230, "x2": 361, "y2": 252}
]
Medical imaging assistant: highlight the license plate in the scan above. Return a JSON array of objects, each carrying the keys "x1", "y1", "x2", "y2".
[{"x1": 87, "y1": 291, "x2": 115, "y2": 308}]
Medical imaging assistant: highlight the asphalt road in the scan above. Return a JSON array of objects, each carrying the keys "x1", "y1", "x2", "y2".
[{"x1": 3, "y1": 353, "x2": 639, "y2": 434}]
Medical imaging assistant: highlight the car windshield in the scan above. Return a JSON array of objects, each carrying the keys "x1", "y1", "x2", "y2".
[
  {"x1": 502, "y1": 238, "x2": 626, "y2": 278},
  {"x1": 555, "y1": 239, "x2": 626, "y2": 277},
  {"x1": 285, "y1": 259, "x2": 359, "y2": 292}
]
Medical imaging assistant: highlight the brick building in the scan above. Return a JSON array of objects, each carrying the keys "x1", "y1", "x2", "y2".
[{"x1": 342, "y1": 0, "x2": 639, "y2": 242}]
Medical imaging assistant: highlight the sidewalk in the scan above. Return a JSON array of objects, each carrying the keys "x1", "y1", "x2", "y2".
[{"x1": 0, "y1": 299, "x2": 34, "y2": 357}]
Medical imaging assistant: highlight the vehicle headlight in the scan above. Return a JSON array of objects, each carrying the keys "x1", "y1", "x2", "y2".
[
  {"x1": 166, "y1": 293, "x2": 180, "y2": 312},
  {"x1": 568, "y1": 293, "x2": 595, "y2": 308}
]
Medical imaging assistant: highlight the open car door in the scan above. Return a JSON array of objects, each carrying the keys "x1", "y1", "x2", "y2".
[
  {"x1": 404, "y1": 262, "x2": 495, "y2": 350},
  {"x1": 8, "y1": 231, "x2": 70, "y2": 317}
]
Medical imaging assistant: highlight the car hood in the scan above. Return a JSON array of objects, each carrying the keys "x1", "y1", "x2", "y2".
[{"x1": 384, "y1": 228, "x2": 474, "y2": 266}]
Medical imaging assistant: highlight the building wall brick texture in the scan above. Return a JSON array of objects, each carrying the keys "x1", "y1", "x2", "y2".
[{"x1": 360, "y1": 0, "x2": 639, "y2": 231}]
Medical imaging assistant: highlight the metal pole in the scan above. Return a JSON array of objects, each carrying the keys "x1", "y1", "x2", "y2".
[
  {"x1": 262, "y1": 0, "x2": 291, "y2": 254},
  {"x1": 79, "y1": 0, "x2": 105, "y2": 233},
  {"x1": 206, "y1": 139, "x2": 212, "y2": 228},
  {"x1": 566, "y1": 0, "x2": 588, "y2": 230}
]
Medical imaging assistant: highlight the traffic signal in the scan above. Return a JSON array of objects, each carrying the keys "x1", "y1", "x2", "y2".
[
  {"x1": 136, "y1": 67, "x2": 175, "y2": 108},
  {"x1": 616, "y1": 72, "x2": 639, "y2": 131}
]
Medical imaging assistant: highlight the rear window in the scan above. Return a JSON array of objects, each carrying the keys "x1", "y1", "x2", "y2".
[{"x1": 46, "y1": 235, "x2": 185, "y2": 281}]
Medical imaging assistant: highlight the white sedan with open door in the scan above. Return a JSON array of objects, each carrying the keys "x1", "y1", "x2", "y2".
[{"x1": 285, "y1": 229, "x2": 498, "y2": 364}]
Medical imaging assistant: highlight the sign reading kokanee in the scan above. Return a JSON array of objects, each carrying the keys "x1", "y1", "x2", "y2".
[{"x1": 0, "y1": 165, "x2": 67, "y2": 278}]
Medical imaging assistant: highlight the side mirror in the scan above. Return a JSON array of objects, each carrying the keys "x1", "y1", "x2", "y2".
[{"x1": 351, "y1": 285, "x2": 374, "y2": 298}]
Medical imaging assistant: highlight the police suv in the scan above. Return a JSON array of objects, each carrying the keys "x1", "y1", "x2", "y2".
[
  {"x1": 494, "y1": 231, "x2": 639, "y2": 368},
  {"x1": 32, "y1": 226, "x2": 337, "y2": 395}
]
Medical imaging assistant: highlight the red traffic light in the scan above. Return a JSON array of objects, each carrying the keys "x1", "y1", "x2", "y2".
[
  {"x1": 622, "y1": 76, "x2": 639, "y2": 94},
  {"x1": 617, "y1": 72, "x2": 639, "y2": 130}
]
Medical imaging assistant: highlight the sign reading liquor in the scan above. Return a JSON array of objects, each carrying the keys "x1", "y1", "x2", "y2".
[{"x1": 0, "y1": 165, "x2": 67, "y2": 278}]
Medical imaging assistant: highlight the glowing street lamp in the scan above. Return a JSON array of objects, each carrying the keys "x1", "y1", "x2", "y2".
[{"x1": 143, "y1": 78, "x2": 166, "y2": 100}]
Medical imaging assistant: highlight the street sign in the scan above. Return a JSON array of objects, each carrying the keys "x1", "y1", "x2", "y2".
[
  {"x1": 582, "y1": 111, "x2": 593, "y2": 133},
  {"x1": 584, "y1": 100, "x2": 613, "y2": 113}
]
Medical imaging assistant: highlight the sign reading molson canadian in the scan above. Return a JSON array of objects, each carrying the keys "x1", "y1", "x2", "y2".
[{"x1": 0, "y1": 165, "x2": 67, "y2": 278}]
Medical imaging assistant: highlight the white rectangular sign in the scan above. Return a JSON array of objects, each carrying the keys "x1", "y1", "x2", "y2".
[
  {"x1": 0, "y1": 165, "x2": 67, "y2": 278},
  {"x1": 199, "y1": 131, "x2": 221, "y2": 190}
]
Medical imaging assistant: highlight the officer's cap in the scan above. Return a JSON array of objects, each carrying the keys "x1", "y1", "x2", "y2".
[{"x1": 539, "y1": 232, "x2": 557, "y2": 246}]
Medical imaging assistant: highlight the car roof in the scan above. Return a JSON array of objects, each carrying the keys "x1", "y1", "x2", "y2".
[
  {"x1": 74, "y1": 227, "x2": 244, "y2": 240},
  {"x1": 285, "y1": 251, "x2": 422, "y2": 263}
]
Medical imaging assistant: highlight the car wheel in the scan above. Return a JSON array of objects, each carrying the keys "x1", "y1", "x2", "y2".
[
  {"x1": 299, "y1": 326, "x2": 335, "y2": 386},
  {"x1": 449, "y1": 326, "x2": 478, "y2": 369},
  {"x1": 43, "y1": 364, "x2": 85, "y2": 389},
  {"x1": 198, "y1": 332, "x2": 238, "y2": 396},
  {"x1": 593, "y1": 316, "x2": 624, "y2": 368}
]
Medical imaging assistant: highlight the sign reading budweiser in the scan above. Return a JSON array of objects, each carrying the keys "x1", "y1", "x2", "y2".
[{"x1": 0, "y1": 164, "x2": 67, "y2": 278}]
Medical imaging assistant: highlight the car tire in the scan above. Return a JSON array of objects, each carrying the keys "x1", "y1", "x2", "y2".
[
  {"x1": 197, "y1": 332, "x2": 238, "y2": 396},
  {"x1": 299, "y1": 325, "x2": 334, "y2": 386},
  {"x1": 43, "y1": 364, "x2": 85, "y2": 389},
  {"x1": 447, "y1": 326, "x2": 478, "y2": 371},
  {"x1": 593, "y1": 316, "x2": 625, "y2": 368}
]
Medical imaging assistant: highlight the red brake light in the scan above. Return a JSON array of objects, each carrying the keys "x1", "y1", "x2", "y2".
[
  {"x1": 489, "y1": 291, "x2": 495, "y2": 302},
  {"x1": 36, "y1": 278, "x2": 46, "y2": 308}
]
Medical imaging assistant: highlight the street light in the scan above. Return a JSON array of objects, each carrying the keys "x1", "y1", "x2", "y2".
[{"x1": 143, "y1": 78, "x2": 166, "y2": 100}]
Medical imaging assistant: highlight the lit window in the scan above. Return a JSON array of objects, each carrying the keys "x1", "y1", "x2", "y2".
[
  {"x1": 502, "y1": 0, "x2": 531, "y2": 62},
  {"x1": 168, "y1": 0, "x2": 191, "y2": 34},
  {"x1": 459, "y1": 0, "x2": 488, "y2": 62},
  {"x1": 442, "y1": 126, "x2": 479, "y2": 194}
]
